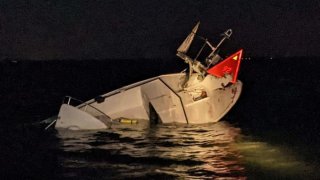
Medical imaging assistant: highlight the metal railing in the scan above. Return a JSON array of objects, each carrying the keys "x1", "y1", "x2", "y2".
[
  {"x1": 61, "y1": 76, "x2": 189, "y2": 124},
  {"x1": 94, "y1": 77, "x2": 189, "y2": 124},
  {"x1": 63, "y1": 96, "x2": 113, "y2": 125}
]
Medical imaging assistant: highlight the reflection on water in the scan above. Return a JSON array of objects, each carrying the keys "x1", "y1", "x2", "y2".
[
  {"x1": 55, "y1": 121, "x2": 317, "y2": 179},
  {"x1": 235, "y1": 141, "x2": 316, "y2": 179}
]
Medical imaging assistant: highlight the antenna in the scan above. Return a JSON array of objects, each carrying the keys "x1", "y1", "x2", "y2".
[{"x1": 206, "y1": 29, "x2": 232, "y2": 68}]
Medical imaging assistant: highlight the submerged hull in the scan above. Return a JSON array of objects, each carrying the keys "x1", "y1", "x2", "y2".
[
  {"x1": 55, "y1": 73, "x2": 242, "y2": 130},
  {"x1": 54, "y1": 23, "x2": 244, "y2": 130}
]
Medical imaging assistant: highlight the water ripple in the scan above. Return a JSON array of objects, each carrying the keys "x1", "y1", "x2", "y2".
[
  {"x1": 53, "y1": 121, "x2": 317, "y2": 179},
  {"x1": 55, "y1": 121, "x2": 246, "y2": 179}
]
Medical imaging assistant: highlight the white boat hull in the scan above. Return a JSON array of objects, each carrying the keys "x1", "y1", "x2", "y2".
[
  {"x1": 54, "y1": 23, "x2": 244, "y2": 130},
  {"x1": 55, "y1": 73, "x2": 242, "y2": 130}
]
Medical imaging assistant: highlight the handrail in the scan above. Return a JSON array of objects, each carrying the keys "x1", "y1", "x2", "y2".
[
  {"x1": 101, "y1": 77, "x2": 189, "y2": 123},
  {"x1": 64, "y1": 96, "x2": 113, "y2": 121},
  {"x1": 75, "y1": 75, "x2": 189, "y2": 123}
]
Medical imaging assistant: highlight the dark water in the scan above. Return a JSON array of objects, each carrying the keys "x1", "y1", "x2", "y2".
[{"x1": 1, "y1": 58, "x2": 320, "y2": 179}]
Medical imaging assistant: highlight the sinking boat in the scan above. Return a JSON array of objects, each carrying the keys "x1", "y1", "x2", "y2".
[{"x1": 50, "y1": 22, "x2": 244, "y2": 130}]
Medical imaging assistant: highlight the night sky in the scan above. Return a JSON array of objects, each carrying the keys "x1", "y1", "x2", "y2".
[{"x1": 1, "y1": 0, "x2": 319, "y2": 60}]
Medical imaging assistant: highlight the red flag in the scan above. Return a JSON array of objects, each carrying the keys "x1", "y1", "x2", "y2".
[{"x1": 207, "y1": 49, "x2": 243, "y2": 83}]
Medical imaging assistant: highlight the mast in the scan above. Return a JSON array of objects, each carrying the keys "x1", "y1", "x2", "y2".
[{"x1": 176, "y1": 23, "x2": 233, "y2": 84}]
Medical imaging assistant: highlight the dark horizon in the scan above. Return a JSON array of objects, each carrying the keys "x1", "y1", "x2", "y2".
[
  {"x1": 1, "y1": 0, "x2": 319, "y2": 60},
  {"x1": 2, "y1": 56, "x2": 320, "y2": 62}
]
